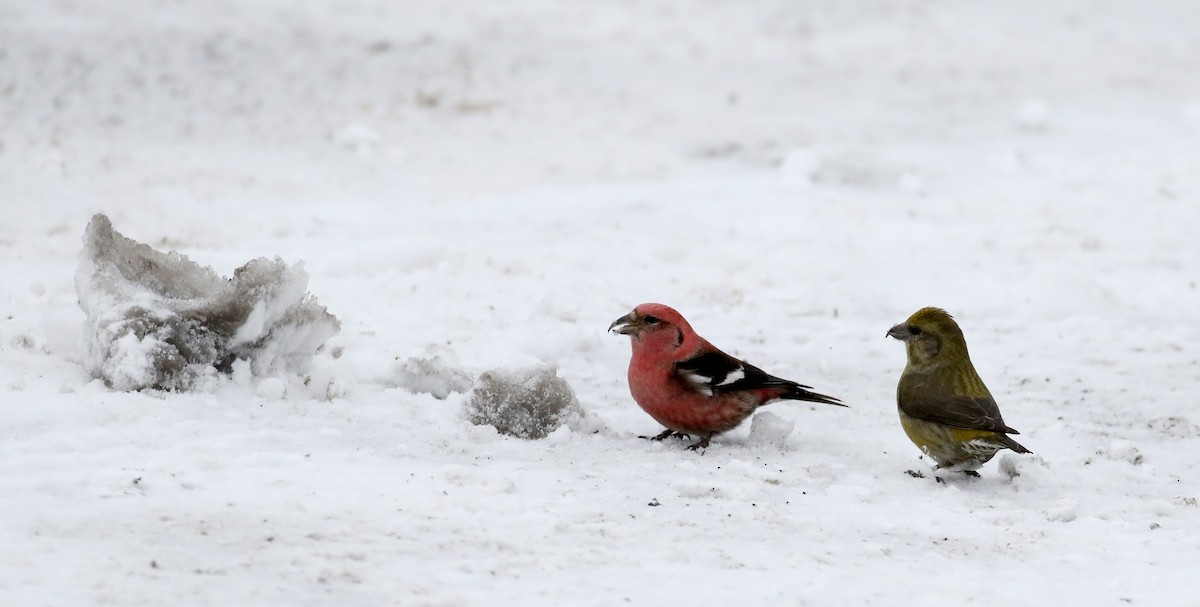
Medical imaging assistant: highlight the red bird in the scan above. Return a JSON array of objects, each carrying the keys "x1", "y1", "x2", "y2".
[{"x1": 609, "y1": 303, "x2": 844, "y2": 450}]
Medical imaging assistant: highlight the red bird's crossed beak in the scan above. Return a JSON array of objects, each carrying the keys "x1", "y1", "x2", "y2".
[{"x1": 609, "y1": 313, "x2": 640, "y2": 335}]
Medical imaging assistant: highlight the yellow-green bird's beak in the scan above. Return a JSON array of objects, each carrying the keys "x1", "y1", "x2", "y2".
[
  {"x1": 886, "y1": 323, "x2": 909, "y2": 341},
  {"x1": 609, "y1": 312, "x2": 640, "y2": 335}
]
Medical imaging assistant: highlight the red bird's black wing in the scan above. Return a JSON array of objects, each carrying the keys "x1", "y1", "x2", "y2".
[{"x1": 674, "y1": 351, "x2": 844, "y2": 406}]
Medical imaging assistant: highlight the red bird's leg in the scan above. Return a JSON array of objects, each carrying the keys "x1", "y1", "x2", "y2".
[
  {"x1": 962, "y1": 470, "x2": 981, "y2": 478},
  {"x1": 640, "y1": 429, "x2": 690, "y2": 441},
  {"x1": 685, "y1": 433, "x2": 713, "y2": 451}
]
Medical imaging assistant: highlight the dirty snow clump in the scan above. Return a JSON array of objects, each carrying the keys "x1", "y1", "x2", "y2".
[
  {"x1": 75, "y1": 214, "x2": 340, "y2": 391},
  {"x1": 464, "y1": 365, "x2": 592, "y2": 439},
  {"x1": 390, "y1": 355, "x2": 473, "y2": 399}
]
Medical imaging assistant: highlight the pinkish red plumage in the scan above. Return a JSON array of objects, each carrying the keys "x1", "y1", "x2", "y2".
[{"x1": 609, "y1": 303, "x2": 844, "y2": 450}]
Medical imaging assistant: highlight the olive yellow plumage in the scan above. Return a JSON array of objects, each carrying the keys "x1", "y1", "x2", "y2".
[{"x1": 887, "y1": 307, "x2": 1030, "y2": 476}]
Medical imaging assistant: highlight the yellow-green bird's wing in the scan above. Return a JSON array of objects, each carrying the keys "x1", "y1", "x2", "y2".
[{"x1": 898, "y1": 394, "x2": 1021, "y2": 435}]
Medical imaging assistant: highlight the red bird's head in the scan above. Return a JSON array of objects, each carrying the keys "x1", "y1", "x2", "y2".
[{"x1": 608, "y1": 303, "x2": 695, "y2": 352}]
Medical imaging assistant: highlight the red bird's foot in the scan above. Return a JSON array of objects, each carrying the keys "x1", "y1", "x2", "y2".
[
  {"x1": 685, "y1": 434, "x2": 712, "y2": 451},
  {"x1": 935, "y1": 476, "x2": 945, "y2": 484},
  {"x1": 640, "y1": 429, "x2": 690, "y2": 442},
  {"x1": 962, "y1": 470, "x2": 981, "y2": 478},
  {"x1": 904, "y1": 469, "x2": 926, "y2": 479}
]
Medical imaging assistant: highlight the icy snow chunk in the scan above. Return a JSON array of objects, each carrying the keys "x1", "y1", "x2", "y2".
[
  {"x1": 255, "y1": 377, "x2": 288, "y2": 400},
  {"x1": 391, "y1": 356, "x2": 472, "y2": 399},
  {"x1": 675, "y1": 482, "x2": 729, "y2": 500},
  {"x1": 334, "y1": 122, "x2": 381, "y2": 156},
  {"x1": 780, "y1": 147, "x2": 822, "y2": 184},
  {"x1": 1145, "y1": 416, "x2": 1199, "y2": 439},
  {"x1": 748, "y1": 411, "x2": 794, "y2": 447},
  {"x1": 897, "y1": 171, "x2": 926, "y2": 195},
  {"x1": 1184, "y1": 103, "x2": 1200, "y2": 133},
  {"x1": 998, "y1": 452, "x2": 1049, "y2": 490},
  {"x1": 1046, "y1": 498, "x2": 1078, "y2": 523},
  {"x1": 1096, "y1": 440, "x2": 1144, "y2": 466},
  {"x1": 464, "y1": 365, "x2": 588, "y2": 439},
  {"x1": 1015, "y1": 100, "x2": 1050, "y2": 132},
  {"x1": 75, "y1": 214, "x2": 340, "y2": 391}
]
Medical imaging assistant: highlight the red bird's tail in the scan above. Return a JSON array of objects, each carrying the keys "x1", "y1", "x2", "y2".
[{"x1": 778, "y1": 383, "x2": 846, "y2": 407}]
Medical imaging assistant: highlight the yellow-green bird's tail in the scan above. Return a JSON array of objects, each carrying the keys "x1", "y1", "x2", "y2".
[{"x1": 998, "y1": 434, "x2": 1031, "y2": 454}]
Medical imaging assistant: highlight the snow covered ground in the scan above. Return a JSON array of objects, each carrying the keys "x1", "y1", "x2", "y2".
[{"x1": 2, "y1": 0, "x2": 1199, "y2": 604}]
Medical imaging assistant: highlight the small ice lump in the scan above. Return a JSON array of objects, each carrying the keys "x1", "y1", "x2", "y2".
[
  {"x1": 75, "y1": 214, "x2": 340, "y2": 391},
  {"x1": 748, "y1": 411, "x2": 796, "y2": 447}
]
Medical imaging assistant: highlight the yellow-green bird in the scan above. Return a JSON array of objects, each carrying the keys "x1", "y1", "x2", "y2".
[{"x1": 886, "y1": 307, "x2": 1030, "y2": 477}]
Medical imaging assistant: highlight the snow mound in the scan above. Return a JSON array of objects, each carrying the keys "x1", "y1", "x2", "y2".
[
  {"x1": 1045, "y1": 498, "x2": 1079, "y2": 523},
  {"x1": 391, "y1": 356, "x2": 473, "y2": 399},
  {"x1": 1015, "y1": 100, "x2": 1051, "y2": 132},
  {"x1": 1094, "y1": 440, "x2": 1145, "y2": 466},
  {"x1": 998, "y1": 452, "x2": 1051, "y2": 490},
  {"x1": 779, "y1": 147, "x2": 822, "y2": 185},
  {"x1": 75, "y1": 214, "x2": 340, "y2": 391},
  {"x1": 748, "y1": 411, "x2": 795, "y2": 447},
  {"x1": 464, "y1": 365, "x2": 591, "y2": 439}
]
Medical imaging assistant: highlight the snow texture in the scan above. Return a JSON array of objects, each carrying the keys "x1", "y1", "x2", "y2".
[
  {"x1": 2, "y1": 1, "x2": 1200, "y2": 605},
  {"x1": 75, "y1": 214, "x2": 340, "y2": 390},
  {"x1": 464, "y1": 365, "x2": 589, "y2": 439}
]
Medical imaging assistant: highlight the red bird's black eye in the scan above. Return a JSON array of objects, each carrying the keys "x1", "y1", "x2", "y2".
[
  {"x1": 643, "y1": 316, "x2": 660, "y2": 325},
  {"x1": 908, "y1": 326, "x2": 922, "y2": 336}
]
